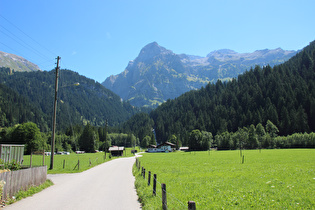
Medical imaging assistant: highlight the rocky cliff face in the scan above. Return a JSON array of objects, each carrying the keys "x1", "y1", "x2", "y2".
[
  {"x1": 0, "y1": 51, "x2": 41, "y2": 72},
  {"x1": 102, "y1": 42, "x2": 297, "y2": 107}
]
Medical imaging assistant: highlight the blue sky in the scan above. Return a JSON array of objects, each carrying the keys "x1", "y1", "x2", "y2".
[{"x1": 1, "y1": 0, "x2": 314, "y2": 82}]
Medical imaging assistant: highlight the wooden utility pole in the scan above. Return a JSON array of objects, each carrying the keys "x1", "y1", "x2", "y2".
[{"x1": 50, "y1": 56, "x2": 60, "y2": 170}]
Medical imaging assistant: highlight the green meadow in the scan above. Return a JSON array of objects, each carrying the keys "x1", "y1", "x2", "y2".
[
  {"x1": 22, "y1": 147, "x2": 138, "y2": 174},
  {"x1": 134, "y1": 149, "x2": 315, "y2": 209}
]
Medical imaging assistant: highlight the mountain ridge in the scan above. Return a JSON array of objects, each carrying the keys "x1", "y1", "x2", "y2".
[
  {"x1": 102, "y1": 42, "x2": 297, "y2": 107},
  {"x1": 0, "y1": 51, "x2": 41, "y2": 72}
]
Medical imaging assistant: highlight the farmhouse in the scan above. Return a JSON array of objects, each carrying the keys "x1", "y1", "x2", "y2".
[
  {"x1": 158, "y1": 142, "x2": 176, "y2": 152},
  {"x1": 147, "y1": 142, "x2": 176, "y2": 153},
  {"x1": 147, "y1": 145, "x2": 157, "y2": 153},
  {"x1": 108, "y1": 146, "x2": 125, "y2": 156}
]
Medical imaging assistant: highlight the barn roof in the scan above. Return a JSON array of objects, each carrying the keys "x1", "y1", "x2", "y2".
[
  {"x1": 157, "y1": 142, "x2": 176, "y2": 148},
  {"x1": 108, "y1": 146, "x2": 125, "y2": 151}
]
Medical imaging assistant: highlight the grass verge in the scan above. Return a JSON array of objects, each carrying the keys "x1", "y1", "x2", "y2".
[{"x1": 5, "y1": 179, "x2": 53, "y2": 206}]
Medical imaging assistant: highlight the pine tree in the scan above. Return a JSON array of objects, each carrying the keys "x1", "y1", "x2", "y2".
[{"x1": 79, "y1": 123, "x2": 97, "y2": 152}]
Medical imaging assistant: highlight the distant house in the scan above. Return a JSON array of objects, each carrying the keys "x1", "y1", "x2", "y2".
[
  {"x1": 108, "y1": 146, "x2": 125, "y2": 156},
  {"x1": 147, "y1": 142, "x2": 176, "y2": 153},
  {"x1": 158, "y1": 142, "x2": 176, "y2": 152},
  {"x1": 147, "y1": 145, "x2": 157, "y2": 153}
]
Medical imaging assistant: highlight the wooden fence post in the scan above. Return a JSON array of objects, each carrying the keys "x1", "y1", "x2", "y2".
[
  {"x1": 162, "y1": 183, "x2": 167, "y2": 210},
  {"x1": 73, "y1": 159, "x2": 80, "y2": 170},
  {"x1": 148, "y1": 171, "x2": 151, "y2": 186},
  {"x1": 141, "y1": 167, "x2": 144, "y2": 176},
  {"x1": 43, "y1": 150, "x2": 45, "y2": 166},
  {"x1": 143, "y1": 168, "x2": 146, "y2": 179},
  {"x1": 63, "y1": 159, "x2": 65, "y2": 169},
  {"x1": 30, "y1": 152, "x2": 33, "y2": 168},
  {"x1": 153, "y1": 174, "x2": 157, "y2": 196},
  {"x1": 188, "y1": 201, "x2": 196, "y2": 210}
]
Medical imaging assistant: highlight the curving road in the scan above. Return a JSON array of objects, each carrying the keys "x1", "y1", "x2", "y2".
[{"x1": 6, "y1": 157, "x2": 141, "y2": 210}]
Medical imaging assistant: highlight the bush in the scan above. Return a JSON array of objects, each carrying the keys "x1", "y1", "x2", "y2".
[{"x1": 1, "y1": 159, "x2": 21, "y2": 171}]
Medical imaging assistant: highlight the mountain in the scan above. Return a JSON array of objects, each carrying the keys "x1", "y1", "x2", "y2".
[
  {"x1": 122, "y1": 40, "x2": 315, "y2": 143},
  {"x1": 102, "y1": 42, "x2": 297, "y2": 107},
  {"x1": 103, "y1": 42, "x2": 192, "y2": 107},
  {"x1": 0, "y1": 67, "x2": 144, "y2": 132},
  {"x1": 0, "y1": 51, "x2": 41, "y2": 72}
]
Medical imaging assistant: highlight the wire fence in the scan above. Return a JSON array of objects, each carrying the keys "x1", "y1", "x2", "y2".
[
  {"x1": 22, "y1": 153, "x2": 110, "y2": 171},
  {"x1": 135, "y1": 158, "x2": 196, "y2": 210}
]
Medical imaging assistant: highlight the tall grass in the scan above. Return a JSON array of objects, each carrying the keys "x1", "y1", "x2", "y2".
[{"x1": 134, "y1": 149, "x2": 315, "y2": 209}]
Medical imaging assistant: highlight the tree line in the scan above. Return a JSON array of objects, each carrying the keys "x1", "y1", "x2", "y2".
[
  {"x1": 0, "y1": 122, "x2": 138, "y2": 155},
  {"x1": 213, "y1": 120, "x2": 314, "y2": 150}
]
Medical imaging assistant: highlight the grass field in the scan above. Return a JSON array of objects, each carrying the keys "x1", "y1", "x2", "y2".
[
  {"x1": 134, "y1": 149, "x2": 315, "y2": 209},
  {"x1": 22, "y1": 147, "x2": 139, "y2": 174}
]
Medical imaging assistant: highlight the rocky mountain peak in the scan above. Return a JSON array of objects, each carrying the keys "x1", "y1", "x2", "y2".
[
  {"x1": 207, "y1": 49, "x2": 237, "y2": 57},
  {"x1": 136, "y1": 42, "x2": 173, "y2": 62}
]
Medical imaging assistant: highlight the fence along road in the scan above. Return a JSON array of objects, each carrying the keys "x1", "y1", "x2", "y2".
[{"x1": 5, "y1": 156, "x2": 141, "y2": 210}]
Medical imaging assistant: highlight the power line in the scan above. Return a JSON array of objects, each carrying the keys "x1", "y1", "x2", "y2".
[
  {"x1": 0, "y1": 41, "x2": 32, "y2": 62},
  {"x1": 0, "y1": 15, "x2": 77, "y2": 72},
  {"x1": 0, "y1": 41, "x2": 55, "y2": 70},
  {"x1": 0, "y1": 14, "x2": 62, "y2": 71},
  {"x1": 0, "y1": 14, "x2": 57, "y2": 57},
  {"x1": 0, "y1": 27, "x2": 52, "y2": 61}
]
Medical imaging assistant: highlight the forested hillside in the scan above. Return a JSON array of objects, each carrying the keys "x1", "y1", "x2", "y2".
[
  {"x1": 122, "y1": 41, "x2": 315, "y2": 145},
  {"x1": 0, "y1": 68, "x2": 144, "y2": 132},
  {"x1": 0, "y1": 82, "x2": 48, "y2": 130}
]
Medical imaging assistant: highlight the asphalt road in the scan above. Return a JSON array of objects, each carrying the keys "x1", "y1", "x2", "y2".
[{"x1": 6, "y1": 157, "x2": 141, "y2": 210}]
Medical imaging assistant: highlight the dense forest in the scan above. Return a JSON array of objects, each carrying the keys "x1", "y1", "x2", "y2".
[
  {"x1": 0, "y1": 82, "x2": 48, "y2": 130},
  {"x1": 0, "y1": 68, "x2": 148, "y2": 132},
  {"x1": 122, "y1": 40, "x2": 315, "y2": 147}
]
